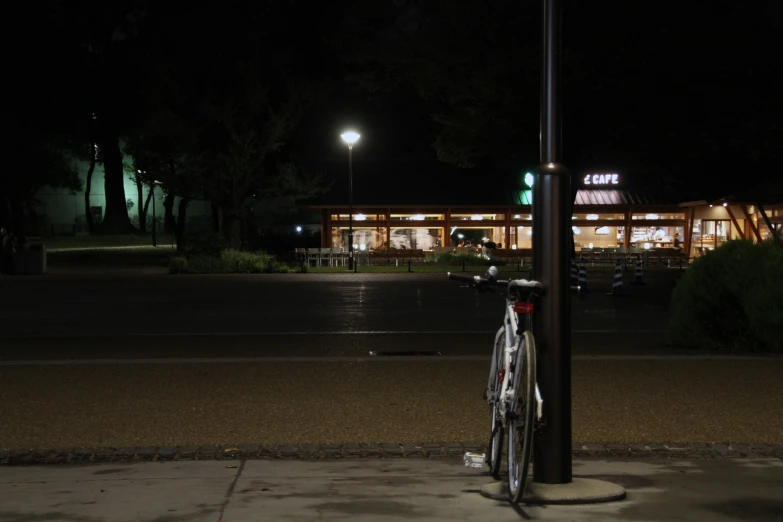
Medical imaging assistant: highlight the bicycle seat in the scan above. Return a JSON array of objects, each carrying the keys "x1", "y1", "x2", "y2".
[{"x1": 509, "y1": 279, "x2": 543, "y2": 289}]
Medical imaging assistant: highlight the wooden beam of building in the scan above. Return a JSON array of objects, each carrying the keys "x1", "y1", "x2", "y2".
[
  {"x1": 724, "y1": 205, "x2": 745, "y2": 240},
  {"x1": 740, "y1": 205, "x2": 762, "y2": 242}
]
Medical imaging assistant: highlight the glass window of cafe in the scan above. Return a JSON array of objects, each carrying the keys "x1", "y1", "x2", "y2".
[
  {"x1": 330, "y1": 227, "x2": 388, "y2": 250},
  {"x1": 451, "y1": 213, "x2": 505, "y2": 221},
  {"x1": 631, "y1": 225, "x2": 685, "y2": 249},
  {"x1": 390, "y1": 213, "x2": 444, "y2": 221},
  {"x1": 389, "y1": 228, "x2": 443, "y2": 250},
  {"x1": 331, "y1": 213, "x2": 386, "y2": 221},
  {"x1": 451, "y1": 227, "x2": 506, "y2": 247},
  {"x1": 573, "y1": 225, "x2": 625, "y2": 249},
  {"x1": 572, "y1": 212, "x2": 626, "y2": 221}
]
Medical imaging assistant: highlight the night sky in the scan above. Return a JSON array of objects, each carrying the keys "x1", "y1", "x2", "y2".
[{"x1": 12, "y1": 0, "x2": 783, "y2": 207}]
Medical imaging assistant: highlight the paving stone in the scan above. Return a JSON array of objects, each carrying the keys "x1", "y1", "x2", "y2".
[
  {"x1": 342, "y1": 444, "x2": 362, "y2": 458},
  {"x1": 402, "y1": 444, "x2": 424, "y2": 457},
  {"x1": 687, "y1": 443, "x2": 710, "y2": 453},
  {"x1": 157, "y1": 447, "x2": 177, "y2": 459},
  {"x1": 73, "y1": 448, "x2": 94, "y2": 458},
  {"x1": 711, "y1": 443, "x2": 731, "y2": 456},
  {"x1": 279, "y1": 445, "x2": 299, "y2": 457},
  {"x1": 626, "y1": 444, "x2": 650, "y2": 453},
  {"x1": 138, "y1": 447, "x2": 158, "y2": 458},
  {"x1": 54, "y1": 448, "x2": 73, "y2": 457},
  {"x1": 750, "y1": 444, "x2": 771, "y2": 455},
  {"x1": 322, "y1": 446, "x2": 343, "y2": 458},
  {"x1": 177, "y1": 446, "x2": 200, "y2": 459},
  {"x1": 647, "y1": 443, "x2": 666, "y2": 452},
  {"x1": 300, "y1": 445, "x2": 321, "y2": 458},
  {"x1": 663, "y1": 444, "x2": 690, "y2": 452},
  {"x1": 607, "y1": 444, "x2": 629, "y2": 453},
  {"x1": 362, "y1": 443, "x2": 383, "y2": 457},
  {"x1": 96, "y1": 447, "x2": 116, "y2": 456},
  {"x1": 382, "y1": 444, "x2": 404, "y2": 456},
  {"x1": 582, "y1": 443, "x2": 606, "y2": 453},
  {"x1": 260, "y1": 445, "x2": 279, "y2": 457},
  {"x1": 198, "y1": 446, "x2": 220, "y2": 459},
  {"x1": 115, "y1": 447, "x2": 137, "y2": 458},
  {"x1": 238, "y1": 445, "x2": 260, "y2": 457},
  {"x1": 0, "y1": 450, "x2": 9, "y2": 460},
  {"x1": 731, "y1": 444, "x2": 750, "y2": 456}
]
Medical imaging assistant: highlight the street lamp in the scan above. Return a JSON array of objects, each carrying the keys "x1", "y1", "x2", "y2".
[{"x1": 341, "y1": 130, "x2": 360, "y2": 270}]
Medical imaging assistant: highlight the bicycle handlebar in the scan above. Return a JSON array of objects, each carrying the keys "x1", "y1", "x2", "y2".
[{"x1": 447, "y1": 272, "x2": 509, "y2": 286}]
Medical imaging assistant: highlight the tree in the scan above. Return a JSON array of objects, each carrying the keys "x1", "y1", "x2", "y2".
[
  {"x1": 44, "y1": 0, "x2": 152, "y2": 234},
  {"x1": 128, "y1": 3, "x2": 331, "y2": 250},
  {"x1": 336, "y1": 1, "x2": 782, "y2": 196}
]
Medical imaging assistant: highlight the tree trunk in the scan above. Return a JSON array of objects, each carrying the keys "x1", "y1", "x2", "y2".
[
  {"x1": 143, "y1": 188, "x2": 153, "y2": 232},
  {"x1": 225, "y1": 210, "x2": 242, "y2": 250},
  {"x1": 97, "y1": 123, "x2": 136, "y2": 234},
  {"x1": 175, "y1": 198, "x2": 190, "y2": 252},
  {"x1": 211, "y1": 200, "x2": 221, "y2": 234},
  {"x1": 163, "y1": 193, "x2": 176, "y2": 234},
  {"x1": 84, "y1": 147, "x2": 96, "y2": 234},
  {"x1": 136, "y1": 177, "x2": 146, "y2": 233}
]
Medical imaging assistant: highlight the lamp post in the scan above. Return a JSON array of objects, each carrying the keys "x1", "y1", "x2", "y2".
[{"x1": 341, "y1": 131, "x2": 360, "y2": 270}]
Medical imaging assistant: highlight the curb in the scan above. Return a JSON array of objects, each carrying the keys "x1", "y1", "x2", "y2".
[{"x1": 1, "y1": 442, "x2": 781, "y2": 466}]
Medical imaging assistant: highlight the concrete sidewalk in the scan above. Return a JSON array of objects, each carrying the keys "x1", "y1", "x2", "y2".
[{"x1": 1, "y1": 458, "x2": 781, "y2": 521}]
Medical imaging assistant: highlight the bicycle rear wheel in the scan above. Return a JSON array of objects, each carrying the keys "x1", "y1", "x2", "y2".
[
  {"x1": 507, "y1": 330, "x2": 536, "y2": 503},
  {"x1": 487, "y1": 329, "x2": 505, "y2": 478}
]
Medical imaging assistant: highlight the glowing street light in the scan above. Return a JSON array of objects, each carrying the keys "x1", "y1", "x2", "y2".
[{"x1": 341, "y1": 131, "x2": 361, "y2": 270}]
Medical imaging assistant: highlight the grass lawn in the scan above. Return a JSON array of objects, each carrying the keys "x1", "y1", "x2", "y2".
[
  {"x1": 43, "y1": 234, "x2": 175, "y2": 251},
  {"x1": 47, "y1": 246, "x2": 176, "y2": 268}
]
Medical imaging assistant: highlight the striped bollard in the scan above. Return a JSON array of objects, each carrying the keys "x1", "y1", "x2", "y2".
[
  {"x1": 632, "y1": 259, "x2": 645, "y2": 285},
  {"x1": 570, "y1": 261, "x2": 579, "y2": 291},
  {"x1": 608, "y1": 260, "x2": 626, "y2": 296},
  {"x1": 578, "y1": 259, "x2": 590, "y2": 294}
]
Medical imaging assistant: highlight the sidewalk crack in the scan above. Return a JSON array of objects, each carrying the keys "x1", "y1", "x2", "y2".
[{"x1": 217, "y1": 459, "x2": 246, "y2": 522}]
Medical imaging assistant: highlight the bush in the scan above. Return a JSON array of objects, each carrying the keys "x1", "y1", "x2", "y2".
[
  {"x1": 170, "y1": 256, "x2": 188, "y2": 274},
  {"x1": 168, "y1": 248, "x2": 290, "y2": 274},
  {"x1": 668, "y1": 239, "x2": 783, "y2": 353},
  {"x1": 424, "y1": 252, "x2": 495, "y2": 265},
  {"x1": 185, "y1": 233, "x2": 228, "y2": 258}
]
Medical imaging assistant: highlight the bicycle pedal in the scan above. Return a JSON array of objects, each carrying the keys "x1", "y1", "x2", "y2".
[{"x1": 463, "y1": 452, "x2": 485, "y2": 469}]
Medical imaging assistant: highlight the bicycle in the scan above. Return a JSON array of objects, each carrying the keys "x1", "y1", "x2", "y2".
[{"x1": 449, "y1": 266, "x2": 544, "y2": 503}]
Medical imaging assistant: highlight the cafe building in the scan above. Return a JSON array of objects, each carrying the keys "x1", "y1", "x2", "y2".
[{"x1": 308, "y1": 168, "x2": 781, "y2": 259}]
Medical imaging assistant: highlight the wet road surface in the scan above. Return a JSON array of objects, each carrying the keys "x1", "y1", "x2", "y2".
[{"x1": 3, "y1": 272, "x2": 781, "y2": 450}]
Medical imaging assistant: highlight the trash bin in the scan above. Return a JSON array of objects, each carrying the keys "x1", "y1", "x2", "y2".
[{"x1": 25, "y1": 240, "x2": 47, "y2": 275}]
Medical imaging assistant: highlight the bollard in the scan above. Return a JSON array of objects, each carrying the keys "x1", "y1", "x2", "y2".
[
  {"x1": 632, "y1": 259, "x2": 645, "y2": 285},
  {"x1": 608, "y1": 260, "x2": 626, "y2": 296},
  {"x1": 578, "y1": 259, "x2": 590, "y2": 294},
  {"x1": 408, "y1": 258, "x2": 412, "y2": 273},
  {"x1": 462, "y1": 259, "x2": 466, "y2": 272}
]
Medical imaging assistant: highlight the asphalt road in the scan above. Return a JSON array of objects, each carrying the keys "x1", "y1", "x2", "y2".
[{"x1": 2, "y1": 272, "x2": 780, "y2": 450}]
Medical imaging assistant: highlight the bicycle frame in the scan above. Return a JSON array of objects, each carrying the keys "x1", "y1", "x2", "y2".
[{"x1": 488, "y1": 288, "x2": 544, "y2": 428}]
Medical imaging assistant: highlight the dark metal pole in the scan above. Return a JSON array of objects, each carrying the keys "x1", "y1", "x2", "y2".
[
  {"x1": 348, "y1": 145, "x2": 354, "y2": 270},
  {"x1": 151, "y1": 184, "x2": 157, "y2": 248},
  {"x1": 532, "y1": 0, "x2": 572, "y2": 484}
]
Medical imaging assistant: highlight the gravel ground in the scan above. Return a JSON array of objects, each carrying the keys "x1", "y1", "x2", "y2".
[{"x1": 1, "y1": 359, "x2": 780, "y2": 450}]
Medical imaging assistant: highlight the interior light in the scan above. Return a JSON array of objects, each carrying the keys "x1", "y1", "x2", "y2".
[
  {"x1": 572, "y1": 226, "x2": 581, "y2": 235},
  {"x1": 723, "y1": 202, "x2": 728, "y2": 207},
  {"x1": 355, "y1": 214, "x2": 366, "y2": 221},
  {"x1": 410, "y1": 214, "x2": 425, "y2": 221},
  {"x1": 511, "y1": 244, "x2": 517, "y2": 250},
  {"x1": 586, "y1": 214, "x2": 599, "y2": 220},
  {"x1": 359, "y1": 244, "x2": 366, "y2": 251},
  {"x1": 645, "y1": 214, "x2": 659, "y2": 220},
  {"x1": 295, "y1": 226, "x2": 302, "y2": 233},
  {"x1": 470, "y1": 214, "x2": 483, "y2": 221},
  {"x1": 514, "y1": 214, "x2": 521, "y2": 219}
]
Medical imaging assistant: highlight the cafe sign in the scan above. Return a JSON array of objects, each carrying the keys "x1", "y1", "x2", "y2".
[{"x1": 583, "y1": 173, "x2": 620, "y2": 186}]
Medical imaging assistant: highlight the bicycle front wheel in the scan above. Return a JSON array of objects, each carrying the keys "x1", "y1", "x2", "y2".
[{"x1": 507, "y1": 330, "x2": 536, "y2": 503}]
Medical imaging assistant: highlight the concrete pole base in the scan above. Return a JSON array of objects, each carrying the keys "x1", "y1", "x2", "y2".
[{"x1": 480, "y1": 478, "x2": 626, "y2": 505}]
